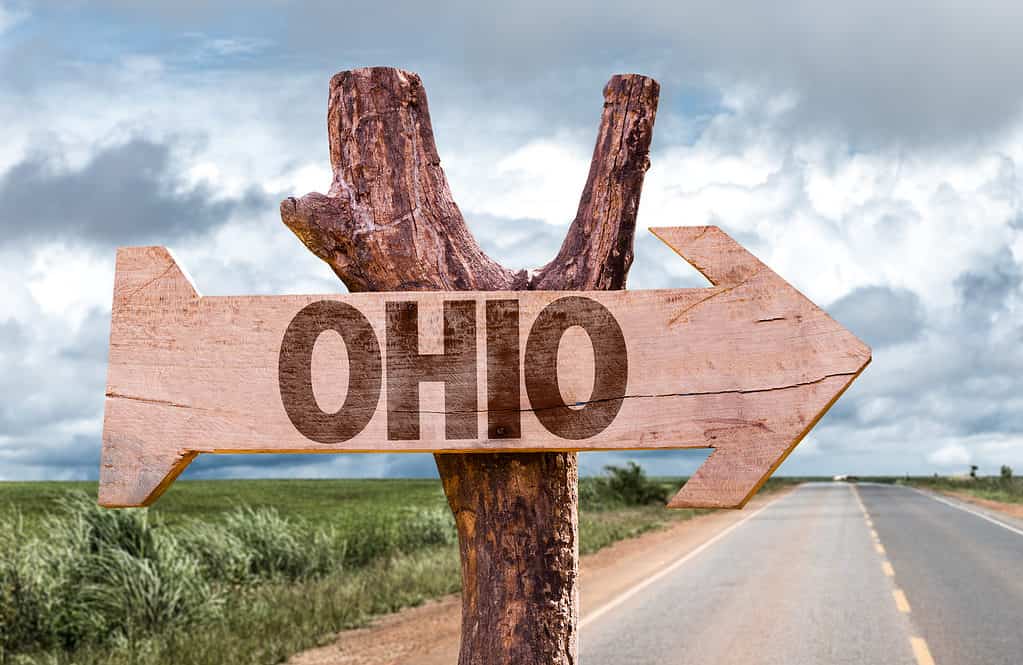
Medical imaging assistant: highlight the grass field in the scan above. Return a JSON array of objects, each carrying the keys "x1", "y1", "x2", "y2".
[
  {"x1": 899, "y1": 476, "x2": 1023, "y2": 504},
  {"x1": 0, "y1": 479, "x2": 451, "y2": 532},
  {"x1": 1, "y1": 469, "x2": 784, "y2": 665}
]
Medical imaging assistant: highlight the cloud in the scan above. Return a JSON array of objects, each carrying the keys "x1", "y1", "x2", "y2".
[
  {"x1": 0, "y1": 308, "x2": 107, "y2": 438},
  {"x1": 927, "y1": 443, "x2": 972, "y2": 467},
  {"x1": 0, "y1": 138, "x2": 269, "y2": 247},
  {"x1": 790, "y1": 242, "x2": 1023, "y2": 476},
  {"x1": 955, "y1": 246, "x2": 1021, "y2": 319},
  {"x1": 828, "y1": 286, "x2": 925, "y2": 349},
  {"x1": 466, "y1": 212, "x2": 567, "y2": 271},
  {"x1": 36, "y1": 0, "x2": 1023, "y2": 146}
]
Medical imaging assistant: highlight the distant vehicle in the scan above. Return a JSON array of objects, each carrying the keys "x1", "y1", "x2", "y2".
[{"x1": 832, "y1": 475, "x2": 859, "y2": 482}]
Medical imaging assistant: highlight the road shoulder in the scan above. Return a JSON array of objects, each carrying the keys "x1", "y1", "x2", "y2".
[{"x1": 935, "y1": 489, "x2": 1023, "y2": 522}]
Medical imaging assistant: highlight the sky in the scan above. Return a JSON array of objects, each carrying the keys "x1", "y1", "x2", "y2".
[{"x1": 1, "y1": 1, "x2": 1022, "y2": 481}]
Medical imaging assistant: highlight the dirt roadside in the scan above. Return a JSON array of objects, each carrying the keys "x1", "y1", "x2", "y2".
[
  {"x1": 938, "y1": 489, "x2": 1023, "y2": 521},
  {"x1": 289, "y1": 489, "x2": 789, "y2": 665}
]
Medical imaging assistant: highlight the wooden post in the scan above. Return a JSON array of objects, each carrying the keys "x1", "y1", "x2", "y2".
[{"x1": 281, "y1": 67, "x2": 659, "y2": 665}]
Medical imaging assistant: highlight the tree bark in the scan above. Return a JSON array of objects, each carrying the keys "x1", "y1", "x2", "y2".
[{"x1": 281, "y1": 66, "x2": 658, "y2": 665}]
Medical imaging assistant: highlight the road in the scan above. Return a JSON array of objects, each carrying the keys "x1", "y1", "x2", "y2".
[{"x1": 581, "y1": 482, "x2": 1023, "y2": 665}]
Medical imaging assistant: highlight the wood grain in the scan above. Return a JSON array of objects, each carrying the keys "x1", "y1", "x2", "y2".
[{"x1": 100, "y1": 226, "x2": 870, "y2": 509}]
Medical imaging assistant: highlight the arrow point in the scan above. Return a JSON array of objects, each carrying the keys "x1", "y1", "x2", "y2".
[{"x1": 667, "y1": 365, "x2": 869, "y2": 510}]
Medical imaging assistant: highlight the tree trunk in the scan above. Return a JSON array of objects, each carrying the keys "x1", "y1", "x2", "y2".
[{"x1": 281, "y1": 66, "x2": 658, "y2": 665}]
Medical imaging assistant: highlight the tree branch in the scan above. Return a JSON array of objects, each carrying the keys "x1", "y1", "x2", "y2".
[
  {"x1": 530, "y1": 74, "x2": 660, "y2": 290},
  {"x1": 282, "y1": 67, "x2": 519, "y2": 292}
]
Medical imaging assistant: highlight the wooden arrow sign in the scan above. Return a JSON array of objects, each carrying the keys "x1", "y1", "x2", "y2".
[{"x1": 99, "y1": 226, "x2": 870, "y2": 509}]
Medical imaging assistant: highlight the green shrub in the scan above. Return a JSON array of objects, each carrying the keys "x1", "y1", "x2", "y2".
[
  {"x1": 220, "y1": 506, "x2": 337, "y2": 581},
  {"x1": 0, "y1": 492, "x2": 222, "y2": 655},
  {"x1": 606, "y1": 463, "x2": 670, "y2": 505},
  {"x1": 52, "y1": 493, "x2": 157, "y2": 559},
  {"x1": 580, "y1": 463, "x2": 671, "y2": 510},
  {"x1": 1001, "y1": 465, "x2": 1013, "y2": 480},
  {"x1": 71, "y1": 540, "x2": 222, "y2": 641},
  {"x1": 176, "y1": 523, "x2": 253, "y2": 584}
]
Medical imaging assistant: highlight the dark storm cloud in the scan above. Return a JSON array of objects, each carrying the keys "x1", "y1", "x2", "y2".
[
  {"x1": 183, "y1": 452, "x2": 440, "y2": 479},
  {"x1": 30, "y1": 0, "x2": 1023, "y2": 145},
  {"x1": 828, "y1": 285, "x2": 926, "y2": 349},
  {"x1": 580, "y1": 450, "x2": 711, "y2": 478},
  {"x1": 0, "y1": 138, "x2": 269, "y2": 246},
  {"x1": 184, "y1": 453, "x2": 349, "y2": 477},
  {"x1": 0, "y1": 434, "x2": 102, "y2": 473}
]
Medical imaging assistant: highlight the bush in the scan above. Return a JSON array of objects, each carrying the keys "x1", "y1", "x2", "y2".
[
  {"x1": 1001, "y1": 465, "x2": 1013, "y2": 480},
  {"x1": 54, "y1": 492, "x2": 158, "y2": 559},
  {"x1": 0, "y1": 493, "x2": 222, "y2": 655},
  {"x1": 394, "y1": 507, "x2": 457, "y2": 551},
  {"x1": 71, "y1": 540, "x2": 222, "y2": 642},
  {"x1": 579, "y1": 463, "x2": 671, "y2": 510},
  {"x1": 606, "y1": 463, "x2": 670, "y2": 505},
  {"x1": 220, "y1": 506, "x2": 337, "y2": 581},
  {"x1": 176, "y1": 523, "x2": 253, "y2": 584}
]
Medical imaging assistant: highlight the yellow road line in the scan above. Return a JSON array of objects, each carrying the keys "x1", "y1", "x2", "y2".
[
  {"x1": 910, "y1": 636, "x2": 936, "y2": 665},
  {"x1": 854, "y1": 487, "x2": 927, "y2": 660},
  {"x1": 851, "y1": 484, "x2": 869, "y2": 517}
]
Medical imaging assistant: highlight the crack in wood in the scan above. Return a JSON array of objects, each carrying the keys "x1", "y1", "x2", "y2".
[
  {"x1": 668, "y1": 266, "x2": 766, "y2": 326},
  {"x1": 106, "y1": 392, "x2": 196, "y2": 410},
  {"x1": 123, "y1": 262, "x2": 178, "y2": 300},
  {"x1": 393, "y1": 370, "x2": 860, "y2": 415}
]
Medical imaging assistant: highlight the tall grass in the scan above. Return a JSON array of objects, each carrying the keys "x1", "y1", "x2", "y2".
[
  {"x1": 0, "y1": 492, "x2": 456, "y2": 662},
  {"x1": 0, "y1": 494, "x2": 223, "y2": 654}
]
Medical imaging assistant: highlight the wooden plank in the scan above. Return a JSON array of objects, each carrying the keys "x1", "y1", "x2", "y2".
[{"x1": 99, "y1": 226, "x2": 870, "y2": 508}]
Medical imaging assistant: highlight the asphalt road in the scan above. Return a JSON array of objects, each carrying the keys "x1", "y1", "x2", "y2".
[{"x1": 580, "y1": 482, "x2": 1023, "y2": 665}]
